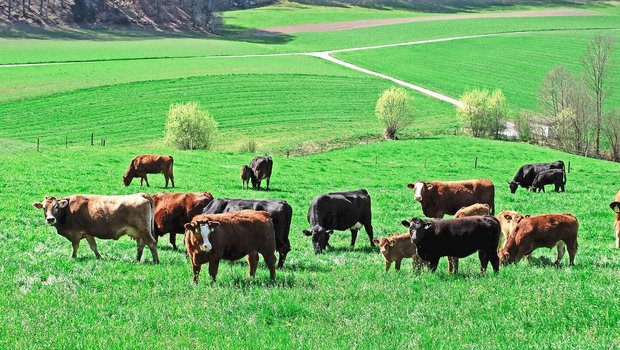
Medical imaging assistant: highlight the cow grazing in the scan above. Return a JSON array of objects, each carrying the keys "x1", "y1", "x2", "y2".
[
  {"x1": 32, "y1": 194, "x2": 158, "y2": 263},
  {"x1": 508, "y1": 160, "x2": 564, "y2": 194},
  {"x1": 184, "y1": 210, "x2": 276, "y2": 283},
  {"x1": 152, "y1": 192, "x2": 214, "y2": 250},
  {"x1": 303, "y1": 189, "x2": 374, "y2": 254},
  {"x1": 500, "y1": 213, "x2": 578, "y2": 266},
  {"x1": 401, "y1": 216, "x2": 500, "y2": 274},
  {"x1": 240, "y1": 165, "x2": 254, "y2": 190},
  {"x1": 373, "y1": 234, "x2": 427, "y2": 272},
  {"x1": 496, "y1": 210, "x2": 523, "y2": 252},
  {"x1": 455, "y1": 203, "x2": 491, "y2": 218},
  {"x1": 203, "y1": 198, "x2": 292, "y2": 268},
  {"x1": 123, "y1": 155, "x2": 175, "y2": 188},
  {"x1": 609, "y1": 190, "x2": 620, "y2": 249},
  {"x1": 407, "y1": 179, "x2": 495, "y2": 219},
  {"x1": 530, "y1": 169, "x2": 566, "y2": 193},
  {"x1": 250, "y1": 156, "x2": 273, "y2": 191}
]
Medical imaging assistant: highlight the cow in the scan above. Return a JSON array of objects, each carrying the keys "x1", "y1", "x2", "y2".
[
  {"x1": 496, "y1": 210, "x2": 523, "y2": 252},
  {"x1": 401, "y1": 215, "x2": 500, "y2": 274},
  {"x1": 530, "y1": 169, "x2": 566, "y2": 193},
  {"x1": 508, "y1": 160, "x2": 564, "y2": 194},
  {"x1": 32, "y1": 194, "x2": 158, "y2": 263},
  {"x1": 609, "y1": 190, "x2": 620, "y2": 249},
  {"x1": 303, "y1": 189, "x2": 374, "y2": 254},
  {"x1": 407, "y1": 179, "x2": 495, "y2": 219},
  {"x1": 500, "y1": 213, "x2": 578, "y2": 266},
  {"x1": 203, "y1": 198, "x2": 292, "y2": 268},
  {"x1": 123, "y1": 155, "x2": 175, "y2": 188},
  {"x1": 455, "y1": 203, "x2": 491, "y2": 218},
  {"x1": 373, "y1": 234, "x2": 427, "y2": 272},
  {"x1": 240, "y1": 165, "x2": 254, "y2": 190},
  {"x1": 184, "y1": 210, "x2": 276, "y2": 283},
  {"x1": 250, "y1": 156, "x2": 273, "y2": 191},
  {"x1": 152, "y1": 192, "x2": 214, "y2": 250}
]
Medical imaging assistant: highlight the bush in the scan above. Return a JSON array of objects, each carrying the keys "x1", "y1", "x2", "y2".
[
  {"x1": 164, "y1": 102, "x2": 217, "y2": 150},
  {"x1": 375, "y1": 87, "x2": 415, "y2": 140},
  {"x1": 457, "y1": 88, "x2": 507, "y2": 139},
  {"x1": 239, "y1": 139, "x2": 257, "y2": 153},
  {"x1": 515, "y1": 111, "x2": 533, "y2": 142},
  {"x1": 71, "y1": 0, "x2": 96, "y2": 23}
]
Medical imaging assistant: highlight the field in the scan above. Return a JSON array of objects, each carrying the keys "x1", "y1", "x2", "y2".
[{"x1": 1, "y1": 1, "x2": 620, "y2": 348}]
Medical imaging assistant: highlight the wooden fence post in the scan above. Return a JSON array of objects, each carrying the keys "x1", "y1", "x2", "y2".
[
  {"x1": 36, "y1": 138, "x2": 40, "y2": 152},
  {"x1": 474, "y1": 157, "x2": 478, "y2": 169},
  {"x1": 65, "y1": 135, "x2": 68, "y2": 148},
  {"x1": 568, "y1": 161, "x2": 571, "y2": 174},
  {"x1": 91, "y1": 133, "x2": 94, "y2": 146}
]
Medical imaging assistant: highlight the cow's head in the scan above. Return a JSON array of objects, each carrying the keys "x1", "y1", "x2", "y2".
[
  {"x1": 401, "y1": 217, "x2": 432, "y2": 244},
  {"x1": 184, "y1": 220, "x2": 220, "y2": 253},
  {"x1": 508, "y1": 181, "x2": 519, "y2": 194},
  {"x1": 609, "y1": 201, "x2": 620, "y2": 213},
  {"x1": 32, "y1": 196, "x2": 69, "y2": 226},
  {"x1": 122, "y1": 173, "x2": 133, "y2": 187},
  {"x1": 303, "y1": 226, "x2": 333, "y2": 254},
  {"x1": 407, "y1": 181, "x2": 433, "y2": 203},
  {"x1": 373, "y1": 237, "x2": 395, "y2": 256}
]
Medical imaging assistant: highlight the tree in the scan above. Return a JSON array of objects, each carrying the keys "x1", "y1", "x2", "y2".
[
  {"x1": 604, "y1": 109, "x2": 620, "y2": 162},
  {"x1": 581, "y1": 34, "x2": 614, "y2": 155},
  {"x1": 487, "y1": 89, "x2": 508, "y2": 139},
  {"x1": 515, "y1": 111, "x2": 533, "y2": 142},
  {"x1": 374, "y1": 87, "x2": 415, "y2": 140},
  {"x1": 538, "y1": 66, "x2": 574, "y2": 117},
  {"x1": 164, "y1": 102, "x2": 217, "y2": 150},
  {"x1": 457, "y1": 88, "x2": 507, "y2": 138}
]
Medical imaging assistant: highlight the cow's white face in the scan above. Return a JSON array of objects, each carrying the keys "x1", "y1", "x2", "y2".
[
  {"x1": 199, "y1": 224, "x2": 212, "y2": 252},
  {"x1": 413, "y1": 182, "x2": 425, "y2": 202},
  {"x1": 32, "y1": 196, "x2": 68, "y2": 225}
]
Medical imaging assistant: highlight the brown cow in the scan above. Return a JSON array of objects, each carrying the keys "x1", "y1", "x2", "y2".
[
  {"x1": 500, "y1": 213, "x2": 578, "y2": 266},
  {"x1": 152, "y1": 192, "x2": 214, "y2": 250},
  {"x1": 455, "y1": 203, "x2": 491, "y2": 218},
  {"x1": 407, "y1": 179, "x2": 495, "y2": 219},
  {"x1": 240, "y1": 165, "x2": 254, "y2": 190},
  {"x1": 32, "y1": 194, "x2": 158, "y2": 263},
  {"x1": 184, "y1": 210, "x2": 276, "y2": 283},
  {"x1": 123, "y1": 155, "x2": 174, "y2": 188},
  {"x1": 373, "y1": 234, "x2": 427, "y2": 272},
  {"x1": 609, "y1": 190, "x2": 620, "y2": 249},
  {"x1": 496, "y1": 210, "x2": 522, "y2": 252}
]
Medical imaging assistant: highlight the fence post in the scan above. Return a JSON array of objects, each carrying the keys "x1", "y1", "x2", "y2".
[
  {"x1": 36, "y1": 138, "x2": 40, "y2": 152},
  {"x1": 286, "y1": 150, "x2": 290, "y2": 158},
  {"x1": 424, "y1": 159, "x2": 427, "y2": 168},
  {"x1": 65, "y1": 135, "x2": 68, "y2": 148},
  {"x1": 474, "y1": 157, "x2": 478, "y2": 169},
  {"x1": 568, "y1": 161, "x2": 571, "y2": 174},
  {"x1": 91, "y1": 133, "x2": 94, "y2": 146}
]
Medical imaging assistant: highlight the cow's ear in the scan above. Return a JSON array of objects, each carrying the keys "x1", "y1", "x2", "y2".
[
  {"x1": 302, "y1": 230, "x2": 312, "y2": 236},
  {"x1": 407, "y1": 183, "x2": 415, "y2": 189},
  {"x1": 610, "y1": 202, "x2": 620, "y2": 213},
  {"x1": 426, "y1": 184, "x2": 434, "y2": 190},
  {"x1": 32, "y1": 202, "x2": 43, "y2": 210},
  {"x1": 401, "y1": 220, "x2": 410, "y2": 228},
  {"x1": 372, "y1": 239, "x2": 379, "y2": 245},
  {"x1": 208, "y1": 221, "x2": 220, "y2": 230},
  {"x1": 58, "y1": 199, "x2": 69, "y2": 208},
  {"x1": 423, "y1": 223, "x2": 432, "y2": 230},
  {"x1": 184, "y1": 222, "x2": 195, "y2": 231}
]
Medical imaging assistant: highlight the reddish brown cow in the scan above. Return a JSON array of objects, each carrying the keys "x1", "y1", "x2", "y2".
[
  {"x1": 407, "y1": 179, "x2": 495, "y2": 219},
  {"x1": 123, "y1": 155, "x2": 174, "y2": 188},
  {"x1": 373, "y1": 234, "x2": 427, "y2": 272},
  {"x1": 184, "y1": 210, "x2": 276, "y2": 283},
  {"x1": 32, "y1": 194, "x2": 158, "y2": 263},
  {"x1": 500, "y1": 213, "x2": 578, "y2": 266},
  {"x1": 608, "y1": 190, "x2": 620, "y2": 249},
  {"x1": 152, "y1": 192, "x2": 214, "y2": 250}
]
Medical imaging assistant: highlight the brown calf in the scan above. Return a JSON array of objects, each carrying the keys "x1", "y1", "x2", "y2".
[
  {"x1": 455, "y1": 203, "x2": 491, "y2": 218},
  {"x1": 373, "y1": 234, "x2": 427, "y2": 272},
  {"x1": 496, "y1": 210, "x2": 523, "y2": 252},
  {"x1": 152, "y1": 192, "x2": 214, "y2": 250},
  {"x1": 123, "y1": 155, "x2": 174, "y2": 188},
  {"x1": 609, "y1": 190, "x2": 620, "y2": 249},
  {"x1": 184, "y1": 210, "x2": 276, "y2": 283},
  {"x1": 500, "y1": 213, "x2": 578, "y2": 266},
  {"x1": 240, "y1": 165, "x2": 253, "y2": 190}
]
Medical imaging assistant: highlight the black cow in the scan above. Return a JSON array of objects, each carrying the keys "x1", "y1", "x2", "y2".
[
  {"x1": 202, "y1": 198, "x2": 292, "y2": 268},
  {"x1": 508, "y1": 160, "x2": 564, "y2": 194},
  {"x1": 530, "y1": 169, "x2": 566, "y2": 193},
  {"x1": 401, "y1": 215, "x2": 500, "y2": 273},
  {"x1": 303, "y1": 189, "x2": 374, "y2": 254},
  {"x1": 250, "y1": 156, "x2": 273, "y2": 191}
]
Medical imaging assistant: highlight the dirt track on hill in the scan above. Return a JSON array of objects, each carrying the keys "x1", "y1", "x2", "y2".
[{"x1": 257, "y1": 9, "x2": 599, "y2": 34}]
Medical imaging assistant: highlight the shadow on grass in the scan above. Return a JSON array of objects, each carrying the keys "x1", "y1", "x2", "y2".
[{"x1": 325, "y1": 245, "x2": 378, "y2": 254}]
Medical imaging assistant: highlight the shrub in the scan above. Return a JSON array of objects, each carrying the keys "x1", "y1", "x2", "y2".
[
  {"x1": 164, "y1": 102, "x2": 217, "y2": 150},
  {"x1": 515, "y1": 111, "x2": 533, "y2": 142},
  {"x1": 375, "y1": 87, "x2": 415, "y2": 140},
  {"x1": 457, "y1": 88, "x2": 507, "y2": 139},
  {"x1": 239, "y1": 139, "x2": 257, "y2": 153}
]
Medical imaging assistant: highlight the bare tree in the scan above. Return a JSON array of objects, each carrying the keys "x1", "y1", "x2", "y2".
[
  {"x1": 581, "y1": 34, "x2": 614, "y2": 156},
  {"x1": 604, "y1": 109, "x2": 620, "y2": 162},
  {"x1": 538, "y1": 65, "x2": 574, "y2": 117},
  {"x1": 8, "y1": 0, "x2": 12, "y2": 17}
]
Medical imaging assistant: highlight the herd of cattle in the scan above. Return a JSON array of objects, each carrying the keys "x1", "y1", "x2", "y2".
[{"x1": 31, "y1": 156, "x2": 618, "y2": 283}]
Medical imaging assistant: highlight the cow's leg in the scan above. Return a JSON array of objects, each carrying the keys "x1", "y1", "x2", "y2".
[
  {"x1": 147, "y1": 240, "x2": 159, "y2": 264},
  {"x1": 263, "y1": 252, "x2": 277, "y2": 280},
  {"x1": 136, "y1": 239, "x2": 145, "y2": 262},
  {"x1": 428, "y1": 258, "x2": 440, "y2": 273},
  {"x1": 71, "y1": 240, "x2": 80, "y2": 258},
  {"x1": 276, "y1": 249, "x2": 288, "y2": 269},
  {"x1": 555, "y1": 241, "x2": 566, "y2": 265},
  {"x1": 192, "y1": 263, "x2": 201, "y2": 284},
  {"x1": 489, "y1": 250, "x2": 500, "y2": 273},
  {"x1": 567, "y1": 240, "x2": 577, "y2": 266},
  {"x1": 616, "y1": 231, "x2": 620, "y2": 249},
  {"x1": 448, "y1": 257, "x2": 459, "y2": 274},
  {"x1": 140, "y1": 177, "x2": 144, "y2": 186},
  {"x1": 164, "y1": 173, "x2": 169, "y2": 189},
  {"x1": 266, "y1": 177, "x2": 270, "y2": 191},
  {"x1": 478, "y1": 250, "x2": 489, "y2": 274},
  {"x1": 364, "y1": 222, "x2": 375, "y2": 247},
  {"x1": 208, "y1": 259, "x2": 220, "y2": 282},
  {"x1": 85, "y1": 236, "x2": 102, "y2": 259},
  {"x1": 144, "y1": 175, "x2": 150, "y2": 187},
  {"x1": 247, "y1": 252, "x2": 259, "y2": 278},
  {"x1": 170, "y1": 233, "x2": 178, "y2": 250},
  {"x1": 395, "y1": 259, "x2": 402, "y2": 271},
  {"x1": 349, "y1": 229, "x2": 358, "y2": 249},
  {"x1": 385, "y1": 260, "x2": 392, "y2": 272}
]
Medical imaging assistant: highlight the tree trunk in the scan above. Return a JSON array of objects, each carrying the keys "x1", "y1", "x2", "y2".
[
  {"x1": 384, "y1": 128, "x2": 397, "y2": 140},
  {"x1": 8, "y1": 0, "x2": 12, "y2": 18},
  {"x1": 22, "y1": 0, "x2": 25, "y2": 16},
  {"x1": 39, "y1": 0, "x2": 43, "y2": 14}
]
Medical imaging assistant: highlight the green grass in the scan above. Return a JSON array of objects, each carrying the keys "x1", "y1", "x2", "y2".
[
  {"x1": 0, "y1": 137, "x2": 618, "y2": 348},
  {"x1": 0, "y1": 73, "x2": 455, "y2": 152},
  {"x1": 336, "y1": 29, "x2": 620, "y2": 113}
]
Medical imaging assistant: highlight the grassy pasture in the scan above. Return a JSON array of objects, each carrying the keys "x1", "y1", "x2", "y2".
[
  {"x1": 335, "y1": 29, "x2": 620, "y2": 113},
  {"x1": 0, "y1": 137, "x2": 618, "y2": 348}
]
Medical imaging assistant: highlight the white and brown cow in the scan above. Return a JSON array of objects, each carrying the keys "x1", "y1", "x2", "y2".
[
  {"x1": 407, "y1": 179, "x2": 495, "y2": 219},
  {"x1": 609, "y1": 190, "x2": 620, "y2": 249},
  {"x1": 32, "y1": 194, "x2": 159, "y2": 263}
]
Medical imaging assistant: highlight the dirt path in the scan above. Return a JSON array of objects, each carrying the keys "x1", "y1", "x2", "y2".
[{"x1": 258, "y1": 9, "x2": 599, "y2": 34}]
